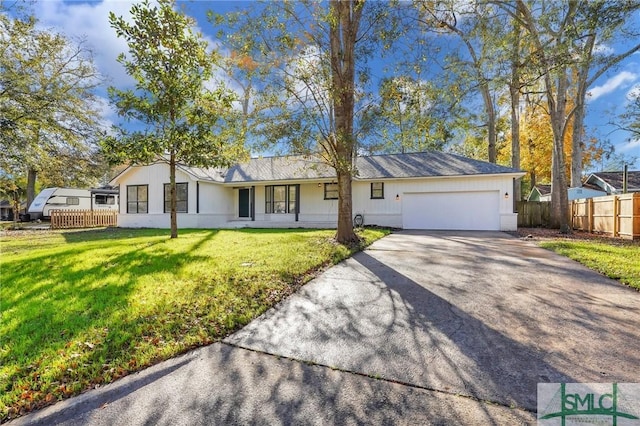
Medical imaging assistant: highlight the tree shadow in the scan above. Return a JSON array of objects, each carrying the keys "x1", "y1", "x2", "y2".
[
  {"x1": 19, "y1": 343, "x2": 535, "y2": 426},
  {"x1": 224, "y1": 232, "x2": 640, "y2": 413},
  {"x1": 0, "y1": 229, "x2": 220, "y2": 412}
]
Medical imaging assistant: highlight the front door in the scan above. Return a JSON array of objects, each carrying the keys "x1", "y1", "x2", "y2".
[{"x1": 238, "y1": 188, "x2": 250, "y2": 218}]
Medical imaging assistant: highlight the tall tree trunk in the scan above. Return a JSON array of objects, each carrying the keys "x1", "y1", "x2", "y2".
[
  {"x1": 169, "y1": 152, "x2": 177, "y2": 239},
  {"x1": 570, "y1": 101, "x2": 585, "y2": 187},
  {"x1": 571, "y1": 35, "x2": 594, "y2": 188},
  {"x1": 329, "y1": 0, "x2": 361, "y2": 245},
  {"x1": 26, "y1": 167, "x2": 37, "y2": 209},
  {"x1": 510, "y1": 19, "x2": 522, "y2": 200},
  {"x1": 549, "y1": 72, "x2": 571, "y2": 232},
  {"x1": 550, "y1": 134, "x2": 570, "y2": 232},
  {"x1": 336, "y1": 169, "x2": 354, "y2": 243},
  {"x1": 481, "y1": 84, "x2": 497, "y2": 163},
  {"x1": 515, "y1": 0, "x2": 574, "y2": 232}
]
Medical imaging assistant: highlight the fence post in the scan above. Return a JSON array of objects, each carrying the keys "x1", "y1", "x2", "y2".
[
  {"x1": 587, "y1": 198, "x2": 593, "y2": 233},
  {"x1": 613, "y1": 196, "x2": 619, "y2": 237}
]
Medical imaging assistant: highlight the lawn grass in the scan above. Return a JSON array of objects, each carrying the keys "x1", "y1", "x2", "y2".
[
  {"x1": 539, "y1": 239, "x2": 640, "y2": 290},
  {"x1": 0, "y1": 227, "x2": 389, "y2": 420}
]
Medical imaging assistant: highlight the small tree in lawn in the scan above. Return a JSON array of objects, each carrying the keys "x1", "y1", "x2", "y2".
[{"x1": 104, "y1": 0, "x2": 244, "y2": 238}]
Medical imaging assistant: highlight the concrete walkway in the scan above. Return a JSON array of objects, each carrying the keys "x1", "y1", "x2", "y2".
[{"x1": 11, "y1": 231, "x2": 640, "y2": 425}]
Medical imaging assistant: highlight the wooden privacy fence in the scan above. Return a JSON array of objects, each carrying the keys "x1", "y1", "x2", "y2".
[
  {"x1": 50, "y1": 209, "x2": 118, "y2": 230},
  {"x1": 572, "y1": 193, "x2": 640, "y2": 240},
  {"x1": 517, "y1": 201, "x2": 551, "y2": 227}
]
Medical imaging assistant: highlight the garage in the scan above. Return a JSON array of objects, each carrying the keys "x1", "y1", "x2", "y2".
[{"x1": 402, "y1": 191, "x2": 500, "y2": 230}]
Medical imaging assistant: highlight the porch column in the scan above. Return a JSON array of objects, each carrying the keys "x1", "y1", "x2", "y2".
[{"x1": 251, "y1": 186, "x2": 255, "y2": 221}]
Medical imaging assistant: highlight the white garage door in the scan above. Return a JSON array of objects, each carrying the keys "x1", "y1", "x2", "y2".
[{"x1": 402, "y1": 191, "x2": 500, "y2": 230}]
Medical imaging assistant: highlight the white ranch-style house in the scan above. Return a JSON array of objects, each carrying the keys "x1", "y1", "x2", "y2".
[{"x1": 109, "y1": 151, "x2": 525, "y2": 231}]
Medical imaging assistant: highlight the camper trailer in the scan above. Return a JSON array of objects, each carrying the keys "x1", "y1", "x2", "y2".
[{"x1": 28, "y1": 187, "x2": 119, "y2": 220}]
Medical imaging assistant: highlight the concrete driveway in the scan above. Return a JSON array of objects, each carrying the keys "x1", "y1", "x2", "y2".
[
  {"x1": 226, "y1": 231, "x2": 640, "y2": 411},
  {"x1": 11, "y1": 231, "x2": 640, "y2": 425}
]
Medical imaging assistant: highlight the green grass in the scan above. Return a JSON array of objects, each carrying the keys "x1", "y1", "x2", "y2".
[
  {"x1": 539, "y1": 239, "x2": 640, "y2": 290},
  {"x1": 0, "y1": 227, "x2": 388, "y2": 420}
]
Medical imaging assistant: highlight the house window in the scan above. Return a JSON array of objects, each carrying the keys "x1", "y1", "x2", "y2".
[
  {"x1": 127, "y1": 185, "x2": 148, "y2": 214},
  {"x1": 265, "y1": 185, "x2": 297, "y2": 214},
  {"x1": 324, "y1": 183, "x2": 338, "y2": 200},
  {"x1": 164, "y1": 183, "x2": 188, "y2": 213},
  {"x1": 371, "y1": 182, "x2": 384, "y2": 199},
  {"x1": 66, "y1": 197, "x2": 80, "y2": 205},
  {"x1": 95, "y1": 194, "x2": 116, "y2": 205}
]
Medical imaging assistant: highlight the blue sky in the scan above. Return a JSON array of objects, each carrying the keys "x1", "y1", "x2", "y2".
[{"x1": 28, "y1": 0, "x2": 640, "y2": 170}]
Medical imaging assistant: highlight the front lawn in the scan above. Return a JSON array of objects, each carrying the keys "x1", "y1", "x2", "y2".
[
  {"x1": 0, "y1": 227, "x2": 388, "y2": 421},
  {"x1": 539, "y1": 239, "x2": 640, "y2": 290}
]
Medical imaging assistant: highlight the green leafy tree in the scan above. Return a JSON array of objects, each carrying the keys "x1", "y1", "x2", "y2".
[
  {"x1": 366, "y1": 76, "x2": 457, "y2": 153},
  {"x1": 0, "y1": 174, "x2": 25, "y2": 228},
  {"x1": 415, "y1": 0, "x2": 511, "y2": 164},
  {"x1": 215, "y1": 0, "x2": 395, "y2": 244},
  {"x1": 566, "y1": 1, "x2": 640, "y2": 187},
  {"x1": 104, "y1": 0, "x2": 245, "y2": 238},
  {"x1": 0, "y1": 7, "x2": 105, "y2": 207},
  {"x1": 619, "y1": 89, "x2": 640, "y2": 139}
]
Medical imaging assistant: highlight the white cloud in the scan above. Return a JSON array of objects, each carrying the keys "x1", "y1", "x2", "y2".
[
  {"x1": 33, "y1": 1, "x2": 240, "y2": 117},
  {"x1": 617, "y1": 138, "x2": 640, "y2": 154},
  {"x1": 588, "y1": 71, "x2": 638, "y2": 101},
  {"x1": 34, "y1": 0, "x2": 138, "y2": 87}
]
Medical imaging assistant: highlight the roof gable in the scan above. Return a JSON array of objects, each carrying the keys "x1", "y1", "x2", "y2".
[{"x1": 585, "y1": 171, "x2": 640, "y2": 192}]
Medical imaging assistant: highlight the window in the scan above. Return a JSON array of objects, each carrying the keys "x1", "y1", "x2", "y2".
[
  {"x1": 164, "y1": 183, "x2": 188, "y2": 213},
  {"x1": 371, "y1": 182, "x2": 384, "y2": 199},
  {"x1": 127, "y1": 185, "x2": 148, "y2": 214},
  {"x1": 66, "y1": 197, "x2": 79, "y2": 205},
  {"x1": 95, "y1": 194, "x2": 116, "y2": 205},
  {"x1": 324, "y1": 183, "x2": 338, "y2": 200},
  {"x1": 265, "y1": 185, "x2": 297, "y2": 214}
]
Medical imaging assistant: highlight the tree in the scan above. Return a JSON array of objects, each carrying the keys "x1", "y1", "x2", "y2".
[
  {"x1": 328, "y1": 0, "x2": 364, "y2": 243},
  {"x1": 619, "y1": 87, "x2": 640, "y2": 139},
  {"x1": 498, "y1": 96, "x2": 606, "y2": 193},
  {"x1": 0, "y1": 8, "x2": 106, "y2": 207},
  {"x1": 501, "y1": 0, "x2": 640, "y2": 230},
  {"x1": 216, "y1": 0, "x2": 393, "y2": 244},
  {"x1": 104, "y1": 0, "x2": 245, "y2": 238},
  {"x1": 567, "y1": 1, "x2": 640, "y2": 187},
  {"x1": 0, "y1": 174, "x2": 25, "y2": 228},
  {"x1": 496, "y1": 1, "x2": 578, "y2": 231},
  {"x1": 415, "y1": 0, "x2": 511, "y2": 163},
  {"x1": 365, "y1": 76, "x2": 458, "y2": 153},
  {"x1": 507, "y1": 13, "x2": 526, "y2": 200}
]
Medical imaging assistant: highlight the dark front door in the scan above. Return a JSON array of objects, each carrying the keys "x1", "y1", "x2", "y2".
[{"x1": 239, "y1": 188, "x2": 250, "y2": 218}]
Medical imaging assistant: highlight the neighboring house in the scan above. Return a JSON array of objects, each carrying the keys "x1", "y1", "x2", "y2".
[
  {"x1": 0, "y1": 200, "x2": 26, "y2": 221},
  {"x1": 583, "y1": 171, "x2": 640, "y2": 195},
  {"x1": 527, "y1": 184, "x2": 607, "y2": 202},
  {"x1": 109, "y1": 151, "x2": 525, "y2": 231}
]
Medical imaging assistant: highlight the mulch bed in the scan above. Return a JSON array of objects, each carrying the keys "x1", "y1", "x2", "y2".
[{"x1": 511, "y1": 227, "x2": 640, "y2": 246}]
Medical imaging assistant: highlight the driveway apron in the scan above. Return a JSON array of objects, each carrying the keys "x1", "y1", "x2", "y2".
[{"x1": 225, "y1": 230, "x2": 640, "y2": 412}]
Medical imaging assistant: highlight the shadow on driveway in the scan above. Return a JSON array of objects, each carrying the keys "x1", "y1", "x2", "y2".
[{"x1": 227, "y1": 231, "x2": 640, "y2": 412}]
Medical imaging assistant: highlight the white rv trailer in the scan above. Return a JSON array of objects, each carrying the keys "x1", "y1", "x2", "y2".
[{"x1": 28, "y1": 187, "x2": 119, "y2": 220}]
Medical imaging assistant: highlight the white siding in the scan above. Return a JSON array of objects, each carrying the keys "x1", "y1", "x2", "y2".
[
  {"x1": 351, "y1": 175, "x2": 517, "y2": 231},
  {"x1": 114, "y1": 163, "x2": 234, "y2": 229},
  {"x1": 113, "y1": 163, "x2": 519, "y2": 231}
]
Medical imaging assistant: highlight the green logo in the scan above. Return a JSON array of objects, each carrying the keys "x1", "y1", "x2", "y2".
[{"x1": 538, "y1": 383, "x2": 640, "y2": 425}]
